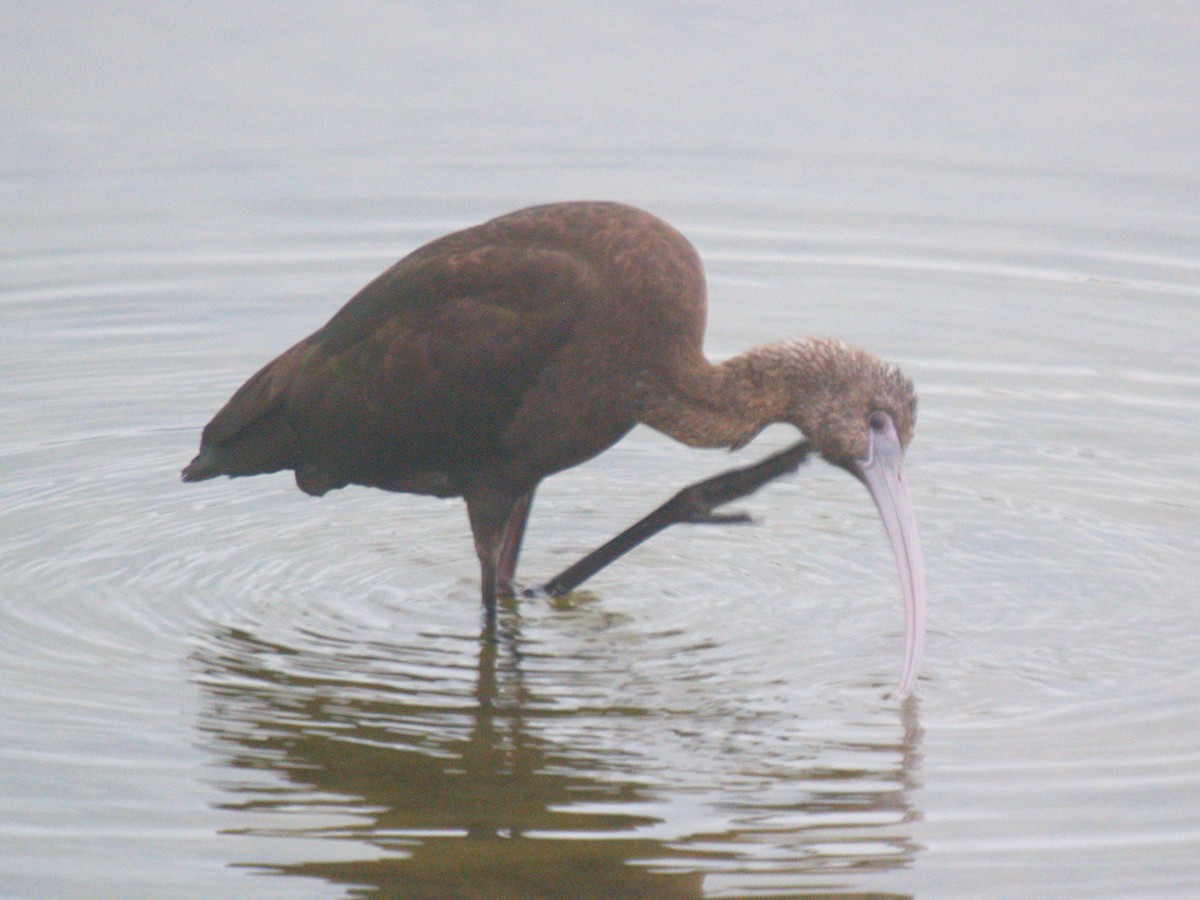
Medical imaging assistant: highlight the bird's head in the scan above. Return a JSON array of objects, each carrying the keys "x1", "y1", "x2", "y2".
[
  {"x1": 785, "y1": 338, "x2": 916, "y2": 470},
  {"x1": 784, "y1": 338, "x2": 926, "y2": 696}
]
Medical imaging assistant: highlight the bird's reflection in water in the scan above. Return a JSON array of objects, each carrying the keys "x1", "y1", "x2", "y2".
[{"x1": 193, "y1": 601, "x2": 923, "y2": 898}]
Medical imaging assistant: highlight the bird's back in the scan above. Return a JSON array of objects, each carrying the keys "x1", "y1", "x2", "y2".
[{"x1": 183, "y1": 201, "x2": 708, "y2": 498}]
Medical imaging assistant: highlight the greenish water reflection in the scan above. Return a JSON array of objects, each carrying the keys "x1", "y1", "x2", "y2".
[{"x1": 194, "y1": 603, "x2": 921, "y2": 898}]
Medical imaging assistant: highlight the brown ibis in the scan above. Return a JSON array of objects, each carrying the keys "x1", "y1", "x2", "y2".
[{"x1": 183, "y1": 201, "x2": 927, "y2": 694}]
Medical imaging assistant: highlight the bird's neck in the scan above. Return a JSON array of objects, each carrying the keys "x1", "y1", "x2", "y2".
[{"x1": 639, "y1": 339, "x2": 827, "y2": 449}]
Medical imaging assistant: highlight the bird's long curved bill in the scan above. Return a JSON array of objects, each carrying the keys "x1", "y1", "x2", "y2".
[{"x1": 855, "y1": 428, "x2": 927, "y2": 698}]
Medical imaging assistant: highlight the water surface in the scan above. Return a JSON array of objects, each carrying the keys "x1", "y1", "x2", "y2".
[{"x1": 3, "y1": 4, "x2": 1199, "y2": 898}]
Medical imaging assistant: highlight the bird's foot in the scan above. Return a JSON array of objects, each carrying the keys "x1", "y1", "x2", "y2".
[
  {"x1": 667, "y1": 478, "x2": 762, "y2": 525},
  {"x1": 517, "y1": 582, "x2": 548, "y2": 600}
]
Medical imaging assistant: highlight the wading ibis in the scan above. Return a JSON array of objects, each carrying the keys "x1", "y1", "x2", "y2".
[{"x1": 183, "y1": 201, "x2": 927, "y2": 694}]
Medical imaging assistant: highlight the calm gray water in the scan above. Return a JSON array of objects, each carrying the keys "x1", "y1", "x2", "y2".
[{"x1": 3, "y1": 4, "x2": 1199, "y2": 898}]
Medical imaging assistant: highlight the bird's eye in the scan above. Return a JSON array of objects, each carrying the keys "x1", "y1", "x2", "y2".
[{"x1": 868, "y1": 411, "x2": 890, "y2": 432}]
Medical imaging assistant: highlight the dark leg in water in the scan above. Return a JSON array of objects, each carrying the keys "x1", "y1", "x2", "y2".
[{"x1": 531, "y1": 440, "x2": 812, "y2": 598}]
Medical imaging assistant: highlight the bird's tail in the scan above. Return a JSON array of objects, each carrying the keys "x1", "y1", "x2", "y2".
[
  {"x1": 181, "y1": 447, "x2": 223, "y2": 482},
  {"x1": 181, "y1": 403, "x2": 300, "y2": 482},
  {"x1": 182, "y1": 343, "x2": 307, "y2": 483}
]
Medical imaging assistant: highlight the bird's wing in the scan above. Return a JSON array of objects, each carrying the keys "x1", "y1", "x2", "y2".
[
  {"x1": 200, "y1": 243, "x2": 604, "y2": 474},
  {"x1": 197, "y1": 340, "x2": 311, "y2": 451},
  {"x1": 302, "y1": 244, "x2": 602, "y2": 449}
]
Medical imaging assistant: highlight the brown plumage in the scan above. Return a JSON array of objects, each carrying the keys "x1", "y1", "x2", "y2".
[{"x1": 184, "y1": 201, "x2": 928, "y2": 694}]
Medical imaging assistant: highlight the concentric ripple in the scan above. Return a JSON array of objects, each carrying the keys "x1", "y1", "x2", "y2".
[{"x1": 3, "y1": 190, "x2": 1199, "y2": 898}]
